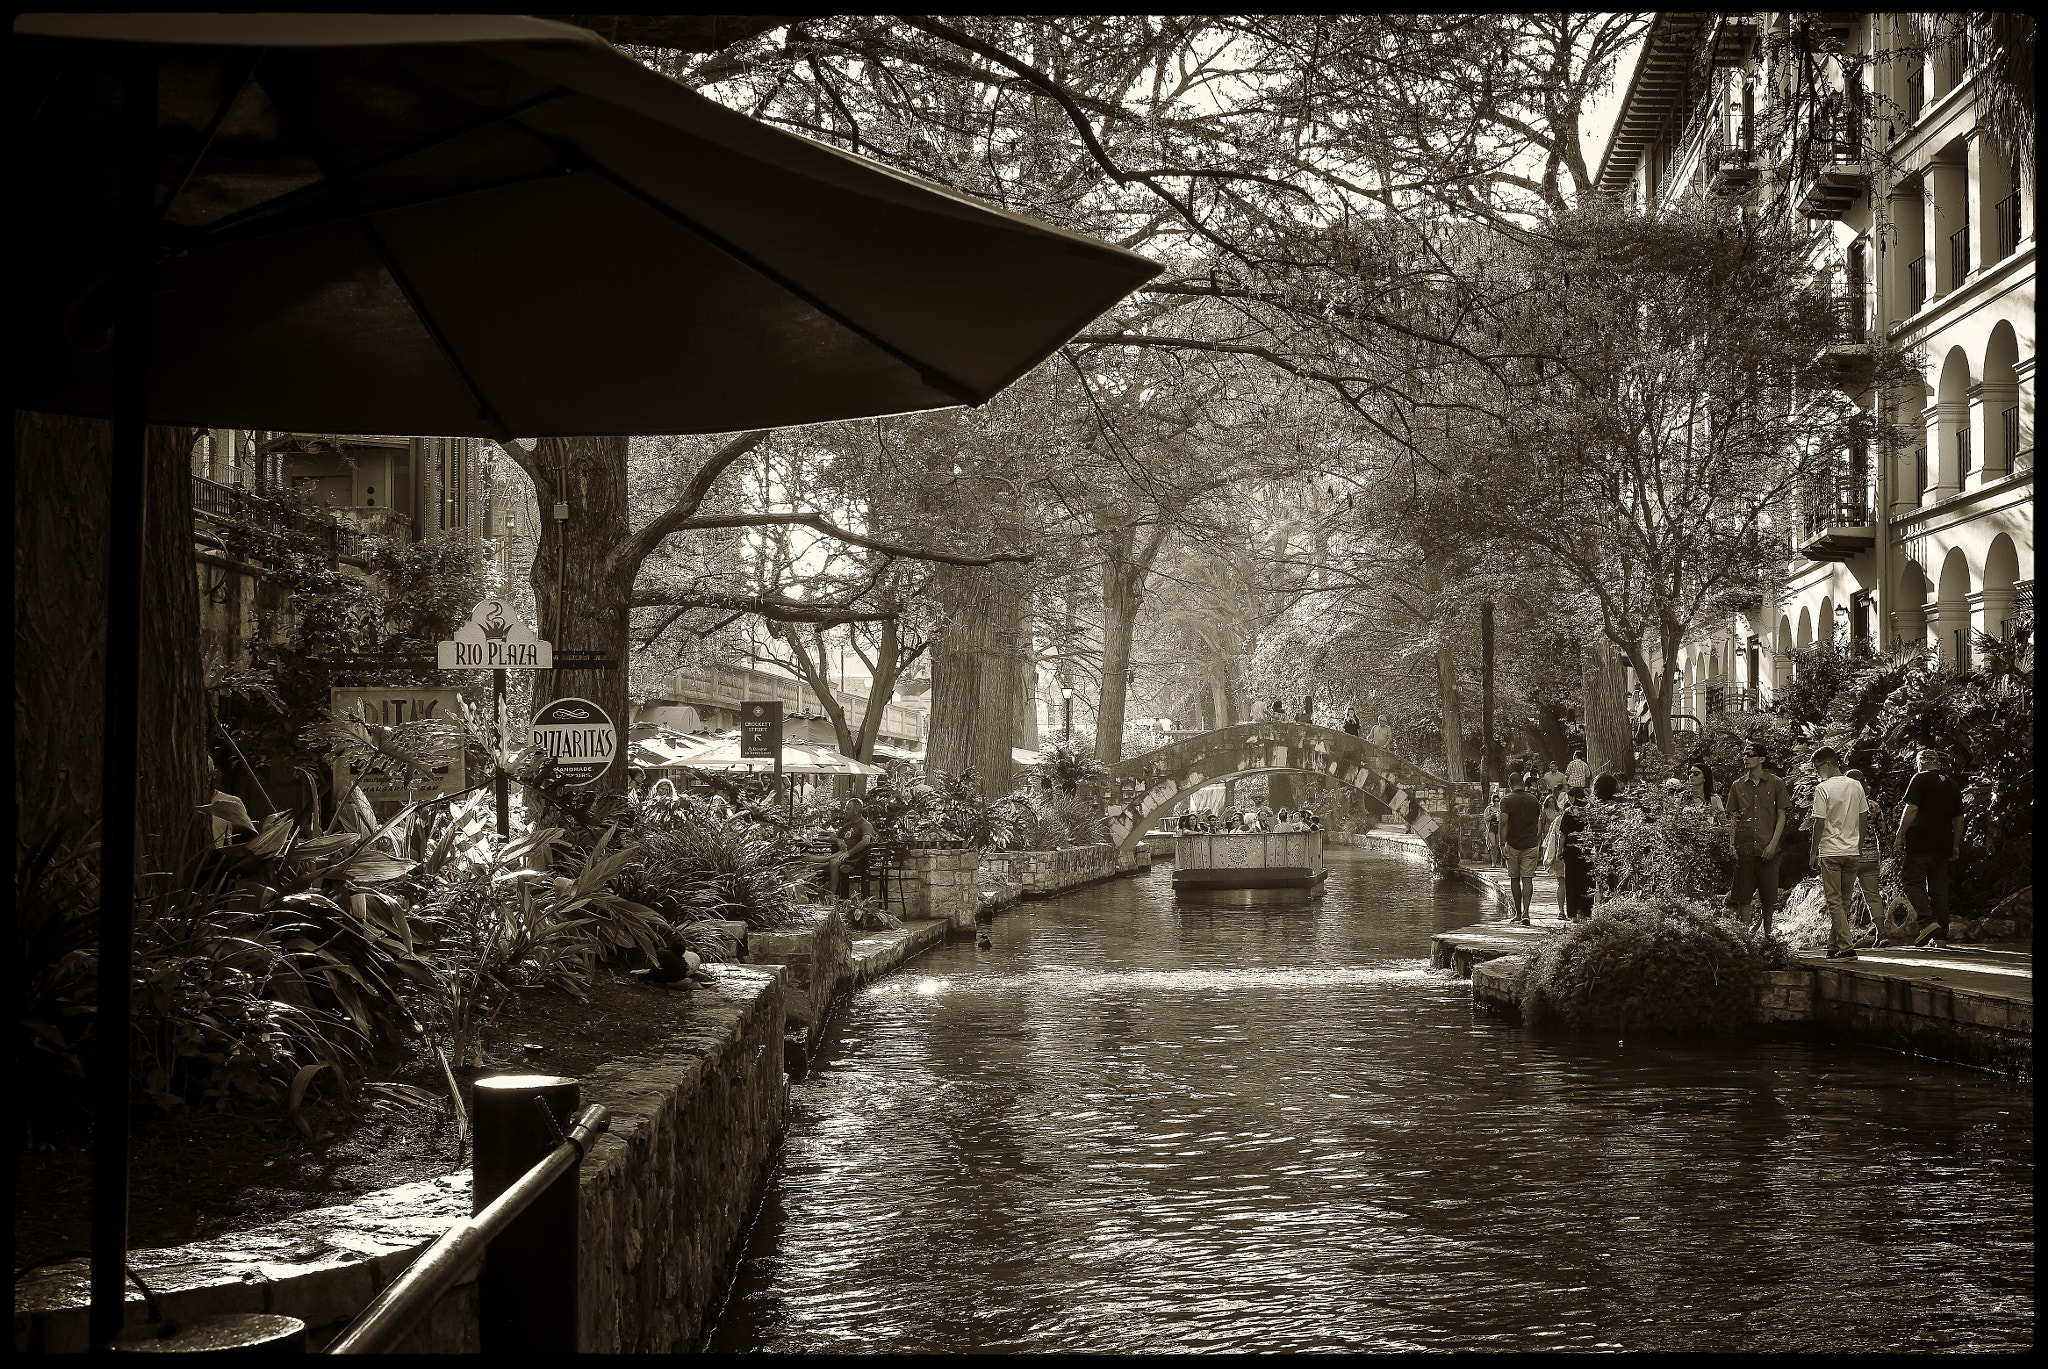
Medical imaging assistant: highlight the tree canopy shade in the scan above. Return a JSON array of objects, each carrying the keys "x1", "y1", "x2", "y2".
[{"x1": 13, "y1": 12, "x2": 1160, "y2": 438}]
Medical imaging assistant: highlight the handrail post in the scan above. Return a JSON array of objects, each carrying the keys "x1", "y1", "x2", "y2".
[{"x1": 473, "y1": 1075, "x2": 583, "y2": 1354}]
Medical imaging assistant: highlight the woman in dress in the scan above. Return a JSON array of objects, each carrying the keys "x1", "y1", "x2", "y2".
[{"x1": 1557, "y1": 787, "x2": 1594, "y2": 921}]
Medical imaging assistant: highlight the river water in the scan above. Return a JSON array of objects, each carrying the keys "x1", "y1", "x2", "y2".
[{"x1": 708, "y1": 847, "x2": 2033, "y2": 1353}]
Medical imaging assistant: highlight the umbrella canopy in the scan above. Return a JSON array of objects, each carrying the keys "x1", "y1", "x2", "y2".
[
  {"x1": 14, "y1": 13, "x2": 1161, "y2": 437},
  {"x1": 668, "y1": 735, "x2": 886, "y2": 776}
]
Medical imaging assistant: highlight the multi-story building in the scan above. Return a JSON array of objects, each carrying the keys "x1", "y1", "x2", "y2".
[
  {"x1": 190, "y1": 429, "x2": 507, "y2": 666},
  {"x1": 1595, "y1": 12, "x2": 2032, "y2": 731}
]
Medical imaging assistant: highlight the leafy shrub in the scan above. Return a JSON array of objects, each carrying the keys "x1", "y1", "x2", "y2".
[
  {"x1": 1518, "y1": 896, "x2": 1767, "y2": 1037},
  {"x1": 1579, "y1": 800, "x2": 1732, "y2": 906},
  {"x1": 1000, "y1": 788, "x2": 1108, "y2": 851},
  {"x1": 616, "y1": 816, "x2": 815, "y2": 932},
  {"x1": 1030, "y1": 740, "x2": 1109, "y2": 796}
]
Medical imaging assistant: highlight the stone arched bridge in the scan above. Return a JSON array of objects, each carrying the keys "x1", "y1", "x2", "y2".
[{"x1": 1101, "y1": 721, "x2": 1460, "y2": 857}]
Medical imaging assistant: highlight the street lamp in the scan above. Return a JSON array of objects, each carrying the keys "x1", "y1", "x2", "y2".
[{"x1": 1061, "y1": 685, "x2": 1073, "y2": 742}]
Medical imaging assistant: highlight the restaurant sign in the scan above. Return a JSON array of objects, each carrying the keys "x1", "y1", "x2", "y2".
[
  {"x1": 437, "y1": 599, "x2": 553, "y2": 669},
  {"x1": 531, "y1": 696, "x2": 616, "y2": 787}
]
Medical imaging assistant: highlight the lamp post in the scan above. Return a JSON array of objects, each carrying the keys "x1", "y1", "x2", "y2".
[{"x1": 1061, "y1": 685, "x2": 1073, "y2": 743}]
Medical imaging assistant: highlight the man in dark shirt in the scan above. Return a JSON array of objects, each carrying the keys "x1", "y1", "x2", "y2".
[
  {"x1": 1498, "y1": 772, "x2": 1544, "y2": 925},
  {"x1": 1726, "y1": 740, "x2": 1791, "y2": 936},
  {"x1": 1896, "y1": 748, "x2": 1966, "y2": 947}
]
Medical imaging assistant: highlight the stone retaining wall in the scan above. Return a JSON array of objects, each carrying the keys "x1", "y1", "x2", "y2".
[
  {"x1": 13, "y1": 965, "x2": 791, "y2": 1355},
  {"x1": 980, "y1": 844, "x2": 1119, "y2": 898},
  {"x1": 897, "y1": 849, "x2": 981, "y2": 929},
  {"x1": 745, "y1": 909, "x2": 852, "y2": 1031},
  {"x1": 1809, "y1": 964, "x2": 2031, "y2": 1076}
]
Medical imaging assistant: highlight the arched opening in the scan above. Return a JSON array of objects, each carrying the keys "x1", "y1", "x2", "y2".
[
  {"x1": 1936, "y1": 546, "x2": 1973, "y2": 668},
  {"x1": 1797, "y1": 605, "x2": 1813, "y2": 650},
  {"x1": 1774, "y1": 615, "x2": 1794, "y2": 696},
  {"x1": 1894, "y1": 560, "x2": 1929, "y2": 647},
  {"x1": 1982, "y1": 534, "x2": 2022, "y2": 641},
  {"x1": 1931, "y1": 346, "x2": 1974, "y2": 499},
  {"x1": 1107, "y1": 724, "x2": 1451, "y2": 857},
  {"x1": 1819, "y1": 596, "x2": 1835, "y2": 646},
  {"x1": 1982, "y1": 322, "x2": 2021, "y2": 481}
]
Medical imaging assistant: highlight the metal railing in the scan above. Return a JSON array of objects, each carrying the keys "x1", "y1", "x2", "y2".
[
  {"x1": 1906, "y1": 256, "x2": 1926, "y2": 314},
  {"x1": 191, "y1": 475, "x2": 370, "y2": 561},
  {"x1": 1905, "y1": 70, "x2": 1924, "y2": 122},
  {"x1": 2005, "y1": 407, "x2": 2022, "y2": 467},
  {"x1": 1957, "y1": 426, "x2": 1972, "y2": 479},
  {"x1": 1993, "y1": 193, "x2": 2022, "y2": 260},
  {"x1": 1951, "y1": 224, "x2": 1971, "y2": 285},
  {"x1": 1803, "y1": 477, "x2": 1873, "y2": 541},
  {"x1": 329, "y1": 1083, "x2": 610, "y2": 1354},
  {"x1": 1914, "y1": 446, "x2": 1929, "y2": 494}
]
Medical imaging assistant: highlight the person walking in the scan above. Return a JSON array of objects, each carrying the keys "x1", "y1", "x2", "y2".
[
  {"x1": 1365, "y1": 715, "x2": 1393, "y2": 750},
  {"x1": 1542, "y1": 759, "x2": 1568, "y2": 797},
  {"x1": 1342, "y1": 706, "x2": 1362, "y2": 736},
  {"x1": 1896, "y1": 748, "x2": 1965, "y2": 948},
  {"x1": 1483, "y1": 791, "x2": 1503, "y2": 867},
  {"x1": 1498, "y1": 772, "x2": 1544, "y2": 925},
  {"x1": 1565, "y1": 748, "x2": 1590, "y2": 792},
  {"x1": 1807, "y1": 746, "x2": 1866, "y2": 960},
  {"x1": 1727, "y1": 740, "x2": 1791, "y2": 936},
  {"x1": 1844, "y1": 767, "x2": 1887, "y2": 944},
  {"x1": 1557, "y1": 786, "x2": 1593, "y2": 921}
]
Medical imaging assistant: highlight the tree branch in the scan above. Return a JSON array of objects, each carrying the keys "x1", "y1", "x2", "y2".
[
  {"x1": 678, "y1": 511, "x2": 1035, "y2": 566},
  {"x1": 613, "y1": 429, "x2": 772, "y2": 579}
]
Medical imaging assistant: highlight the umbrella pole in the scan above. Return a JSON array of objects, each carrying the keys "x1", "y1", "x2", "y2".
[{"x1": 91, "y1": 47, "x2": 158, "y2": 1349}]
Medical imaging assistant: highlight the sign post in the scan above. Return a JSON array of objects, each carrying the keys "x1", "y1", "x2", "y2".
[
  {"x1": 438, "y1": 600, "x2": 554, "y2": 837},
  {"x1": 739, "y1": 700, "x2": 784, "y2": 810}
]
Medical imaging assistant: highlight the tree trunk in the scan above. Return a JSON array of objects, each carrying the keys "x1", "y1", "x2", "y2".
[
  {"x1": 530, "y1": 435, "x2": 633, "y2": 798},
  {"x1": 1434, "y1": 644, "x2": 1468, "y2": 782},
  {"x1": 1582, "y1": 642, "x2": 1634, "y2": 780},
  {"x1": 1014, "y1": 650, "x2": 1039, "y2": 753},
  {"x1": 15, "y1": 412, "x2": 209, "y2": 858},
  {"x1": 1095, "y1": 574, "x2": 1138, "y2": 764},
  {"x1": 925, "y1": 559, "x2": 1026, "y2": 796}
]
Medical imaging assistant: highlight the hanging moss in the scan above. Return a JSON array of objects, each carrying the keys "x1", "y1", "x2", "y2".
[{"x1": 1517, "y1": 897, "x2": 1767, "y2": 1037}]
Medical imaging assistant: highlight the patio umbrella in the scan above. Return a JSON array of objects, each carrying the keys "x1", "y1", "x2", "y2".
[
  {"x1": 12, "y1": 13, "x2": 1159, "y2": 1345},
  {"x1": 671, "y1": 736, "x2": 887, "y2": 777},
  {"x1": 15, "y1": 12, "x2": 1162, "y2": 436}
]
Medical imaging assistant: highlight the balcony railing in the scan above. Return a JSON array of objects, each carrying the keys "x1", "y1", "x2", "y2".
[
  {"x1": 1914, "y1": 446, "x2": 1928, "y2": 493},
  {"x1": 1905, "y1": 70, "x2": 1924, "y2": 122},
  {"x1": 191, "y1": 474, "x2": 370, "y2": 562},
  {"x1": 1799, "y1": 476, "x2": 1876, "y2": 561},
  {"x1": 1906, "y1": 256, "x2": 1927, "y2": 314},
  {"x1": 2005, "y1": 407, "x2": 2022, "y2": 468},
  {"x1": 1951, "y1": 224, "x2": 1971, "y2": 284},
  {"x1": 1703, "y1": 682, "x2": 1761, "y2": 719},
  {"x1": 1957, "y1": 426, "x2": 1972, "y2": 479},
  {"x1": 1993, "y1": 193, "x2": 2022, "y2": 260}
]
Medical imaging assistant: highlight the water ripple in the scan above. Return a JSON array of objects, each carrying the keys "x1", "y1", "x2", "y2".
[{"x1": 710, "y1": 850, "x2": 2033, "y2": 1354}]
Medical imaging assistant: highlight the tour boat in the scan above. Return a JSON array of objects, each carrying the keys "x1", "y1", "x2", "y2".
[{"x1": 1170, "y1": 830, "x2": 1327, "y2": 905}]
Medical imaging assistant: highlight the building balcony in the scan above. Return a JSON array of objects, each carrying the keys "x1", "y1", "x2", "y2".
[
  {"x1": 191, "y1": 474, "x2": 372, "y2": 562},
  {"x1": 1797, "y1": 483, "x2": 1876, "y2": 562},
  {"x1": 1709, "y1": 149, "x2": 1759, "y2": 196},
  {"x1": 1795, "y1": 161, "x2": 1868, "y2": 219}
]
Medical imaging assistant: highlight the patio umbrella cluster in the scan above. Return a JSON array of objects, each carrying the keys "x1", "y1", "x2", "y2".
[{"x1": 14, "y1": 11, "x2": 1159, "y2": 1346}]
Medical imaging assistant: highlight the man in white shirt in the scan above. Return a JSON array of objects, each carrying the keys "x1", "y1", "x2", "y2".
[
  {"x1": 1565, "y1": 749, "x2": 1590, "y2": 791},
  {"x1": 1808, "y1": 745, "x2": 1868, "y2": 960}
]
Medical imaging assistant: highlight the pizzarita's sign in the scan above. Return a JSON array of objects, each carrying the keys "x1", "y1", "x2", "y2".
[{"x1": 530, "y1": 696, "x2": 616, "y2": 787}]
